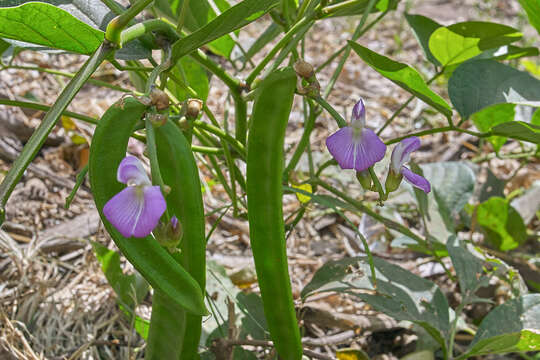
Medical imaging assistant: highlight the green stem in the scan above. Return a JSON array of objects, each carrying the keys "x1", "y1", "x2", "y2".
[
  {"x1": 233, "y1": 92, "x2": 248, "y2": 145},
  {"x1": 246, "y1": 14, "x2": 315, "y2": 86},
  {"x1": 312, "y1": 96, "x2": 347, "y2": 127},
  {"x1": 368, "y1": 166, "x2": 386, "y2": 201},
  {"x1": 1, "y1": 65, "x2": 136, "y2": 94},
  {"x1": 0, "y1": 99, "x2": 98, "y2": 125},
  {"x1": 385, "y1": 126, "x2": 491, "y2": 145},
  {"x1": 176, "y1": 0, "x2": 190, "y2": 33},
  {"x1": 377, "y1": 70, "x2": 443, "y2": 135},
  {"x1": 321, "y1": 0, "x2": 367, "y2": 15},
  {"x1": 100, "y1": 0, "x2": 124, "y2": 14},
  {"x1": 105, "y1": 0, "x2": 154, "y2": 44},
  {"x1": 312, "y1": 179, "x2": 427, "y2": 245},
  {"x1": 193, "y1": 120, "x2": 246, "y2": 159},
  {"x1": 0, "y1": 43, "x2": 114, "y2": 225},
  {"x1": 145, "y1": 118, "x2": 168, "y2": 197},
  {"x1": 314, "y1": 10, "x2": 387, "y2": 74},
  {"x1": 323, "y1": 0, "x2": 378, "y2": 99},
  {"x1": 447, "y1": 299, "x2": 467, "y2": 359},
  {"x1": 121, "y1": 19, "x2": 177, "y2": 46}
]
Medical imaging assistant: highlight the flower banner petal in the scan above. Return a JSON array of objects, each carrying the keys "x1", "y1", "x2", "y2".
[
  {"x1": 401, "y1": 166, "x2": 431, "y2": 193},
  {"x1": 117, "y1": 156, "x2": 150, "y2": 186},
  {"x1": 354, "y1": 129, "x2": 387, "y2": 172},
  {"x1": 326, "y1": 127, "x2": 357, "y2": 169},
  {"x1": 132, "y1": 186, "x2": 167, "y2": 238}
]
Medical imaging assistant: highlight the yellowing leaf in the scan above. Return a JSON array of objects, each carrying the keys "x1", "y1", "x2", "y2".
[
  {"x1": 71, "y1": 133, "x2": 88, "y2": 145},
  {"x1": 292, "y1": 183, "x2": 312, "y2": 203},
  {"x1": 336, "y1": 348, "x2": 369, "y2": 360},
  {"x1": 61, "y1": 116, "x2": 77, "y2": 131}
]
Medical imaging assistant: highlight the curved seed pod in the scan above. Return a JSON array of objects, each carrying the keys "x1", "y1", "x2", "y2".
[
  {"x1": 154, "y1": 121, "x2": 207, "y2": 359},
  {"x1": 246, "y1": 68, "x2": 302, "y2": 360},
  {"x1": 89, "y1": 98, "x2": 207, "y2": 319}
]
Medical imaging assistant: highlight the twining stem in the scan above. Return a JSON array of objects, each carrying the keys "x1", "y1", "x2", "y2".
[
  {"x1": 193, "y1": 121, "x2": 246, "y2": 158},
  {"x1": 377, "y1": 70, "x2": 444, "y2": 135},
  {"x1": 121, "y1": 19, "x2": 177, "y2": 46},
  {"x1": 145, "y1": 118, "x2": 168, "y2": 197},
  {"x1": 105, "y1": 0, "x2": 154, "y2": 44},
  {"x1": 176, "y1": 0, "x2": 190, "y2": 33},
  {"x1": 0, "y1": 43, "x2": 114, "y2": 224},
  {"x1": 0, "y1": 99, "x2": 98, "y2": 124},
  {"x1": 323, "y1": 0, "x2": 378, "y2": 99}
]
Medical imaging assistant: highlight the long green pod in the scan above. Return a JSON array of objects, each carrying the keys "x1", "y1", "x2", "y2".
[
  {"x1": 246, "y1": 68, "x2": 302, "y2": 360},
  {"x1": 155, "y1": 121, "x2": 206, "y2": 360},
  {"x1": 89, "y1": 98, "x2": 207, "y2": 317}
]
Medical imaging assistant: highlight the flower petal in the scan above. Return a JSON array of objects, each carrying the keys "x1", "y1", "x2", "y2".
[
  {"x1": 353, "y1": 129, "x2": 387, "y2": 172},
  {"x1": 352, "y1": 98, "x2": 366, "y2": 127},
  {"x1": 103, "y1": 185, "x2": 166, "y2": 238},
  {"x1": 131, "y1": 186, "x2": 167, "y2": 238},
  {"x1": 326, "y1": 127, "x2": 386, "y2": 172},
  {"x1": 390, "y1": 137, "x2": 421, "y2": 173},
  {"x1": 401, "y1": 166, "x2": 431, "y2": 193},
  {"x1": 117, "y1": 156, "x2": 150, "y2": 186}
]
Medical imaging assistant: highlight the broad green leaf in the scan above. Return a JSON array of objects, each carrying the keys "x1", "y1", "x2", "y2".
[
  {"x1": 476, "y1": 197, "x2": 527, "y2": 251},
  {"x1": 472, "y1": 103, "x2": 515, "y2": 151},
  {"x1": 0, "y1": 2, "x2": 103, "y2": 54},
  {"x1": 460, "y1": 294, "x2": 540, "y2": 358},
  {"x1": 0, "y1": 39, "x2": 9, "y2": 55},
  {"x1": 446, "y1": 236, "x2": 489, "y2": 296},
  {"x1": 405, "y1": 13, "x2": 442, "y2": 66},
  {"x1": 0, "y1": 0, "x2": 150, "y2": 59},
  {"x1": 518, "y1": 0, "x2": 540, "y2": 36},
  {"x1": 449, "y1": 60, "x2": 540, "y2": 119},
  {"x1": 155, "y1": 0, "x2": 235, "y2": 58},
  {"x1": 349, "y1": 42, "x2": 452, "y2": 118},
  {"x1": 301, "y1": 256, "x2": 450, "y2": 350},
  {"x1": 170, "y1": 0, "x2": 280, "y2": 65},
  {"x1": 492, "y1": 121, "x2": 540, "y2": 144},
  {"x1": 429, "y1": 22, "x2": 522, "y2": 67}
]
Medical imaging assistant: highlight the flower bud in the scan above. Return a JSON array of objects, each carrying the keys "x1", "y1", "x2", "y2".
[
  {"x1": 294, "y1": 59, "x2": 315, "y2": 79},
  {"x1": 385, "y1": 169, "x2": 403, "y2": 194},
  {"x1": 149, "y1": 88, "x2": 169, "y2": 111},
  {"x1": 186, "y1": 98, "x2": 203, "y2": 119},
  {"x1": 154, "y1": 216, "x2": 183, "y2": 250},
  {"x1": 356, "y1": 170, "x2": 372, "y2": 190},
  {"x1": 148, "y1": 113, "x2": 168, "y2": 127}
]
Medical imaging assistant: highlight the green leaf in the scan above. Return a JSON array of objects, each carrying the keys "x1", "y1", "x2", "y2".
[
  {"x1": 301, "y1": 256, "x2": 450, "y2": 351},
  {"x1": 476, "y1": 197, "x2": 527, "y2": 251},
  {"x1": 449, "y1": 60, "x2": 540, "y2": 119},
  {"x1": 533, "y1": 108, "x2": 540, "y2": 126},
  {"x1": 167, "y1": 57, "x2": 209, "y2": 102},
  {"x1": 0, "y1": 38, "x2": 10, "y2": 55},
  {"x1": 428, "y1": 21, "x2": 522, "y2": 67},
  {"x1": 460, "y1": 294, "x2": 540, "y2": 358},
  {"x1": 479, "y1": 168, "x2": 506, "y2": 202},
  {"x1": 0, "y1": 2, "x2": 103, "y2": 54},
  {"x1": 170, "y1": 0, "x2": 279, "y2": 65},
  {"x1": 472, "y1": 103, "x2": 515, "y2": 151},
  {"x1": 446, "y1": 236, "x2": 489, "y2": 296},
  {"x1": 492, "y1": 121, "x2": 540, "y2": 144},
  {"x1": 518, "y1": 0, "x2": 540, "y2": 36},
  {"x1": 324, "y1": 0, "x2": 399, "y2": 17},
  {"x1": 405, "y1": 13, "x2": 442, "y2": 66},
  {"x1": 473, "y1": 45, "x2": 539, "y2": 61},
  {"x1": 348, "y1": 42, "x2": 452, "y2": 119},
  {"x1": 155, "y1": 0, "x2": 235, "y2": 58}
]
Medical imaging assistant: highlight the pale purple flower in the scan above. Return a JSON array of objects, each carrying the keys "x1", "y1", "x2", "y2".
[
  {"x1": 325, "y1": 99, "x2": 386, "y2": 172},
  {"x1": 103, "y1": 156, "x2": 166, "y2": 238},
  {"x1": 390, "y1": 137, "x2": 431, "y2": 193}
]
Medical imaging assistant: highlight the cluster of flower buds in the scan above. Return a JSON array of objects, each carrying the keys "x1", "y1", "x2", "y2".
[{"x1": 326, "y1": 98, "x2": 431, "y2": 197}]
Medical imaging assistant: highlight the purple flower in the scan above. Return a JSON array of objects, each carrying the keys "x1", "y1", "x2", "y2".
[
  {"x1": 389, "y1": 137, "x2": 431, "y2": 193},
  {"x1": 326, "y1": 99, "x2": 386, "y2": 172},
  {"x1": 103, "y1": 156, "x2": 166, "y2": 238}
]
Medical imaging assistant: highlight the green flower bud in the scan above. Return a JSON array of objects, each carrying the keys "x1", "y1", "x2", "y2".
[
  {"x1": 356, "y1": 170, "x2": 372, "y2": 190},
  {"x1": 385, "y1": 169, "x2": 403, "y2": 193},
  {"x1": 154, "y1": 216, "x2": 183, "y2": 251}
]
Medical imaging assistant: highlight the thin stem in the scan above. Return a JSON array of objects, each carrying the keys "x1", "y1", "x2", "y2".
[
  {"x1": 2, "y1": 65, "x2": 137, "y2": 94},
  {"x1": 0, "y1": 99, "x2": 98, "y2": 125},
  {"x1": 323, "y1": 0, "x2": 378, "y2": 99},
  {"x1": 193, "y1": 121, "x2": 246, "y2": 159},
  {"x1": 312, "y1": 96, "x2": 347, "y2": 127},
  {"x1": 368, "y1": 167, "x2": 386, "y2": 201},
  {"x1": 145, "y1": 118, "x2": 168, "y2": 196},
  {"x1": 176, "y1": 0, "x2": 190, "y2": 33},
  {"x1": 105, "y1": 0, "x2": 154, "y2": 44},
  {"x1": 448, "y1": 299, "x2": 468, "y2": 359},
  {"x1": 385, "y1": 126, "x2": 491, "y2": 145},
  {"x1": 246, "y1": 14, "x2": 315, "y2": 86},
  {"x1": 121, "y1": 19, "x2": 177, "y2": 46},
  {"x1": 377, "y1": 70, "x2": 443, "y2": 135},
  {"x1": 100, "y1": 0, "x2": 124, "y2": 14}
]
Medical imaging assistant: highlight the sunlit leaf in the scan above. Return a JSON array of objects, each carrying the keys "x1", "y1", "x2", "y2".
[
  {"x1": 292, "y1": 183, "x2": 312, "y2": 203},
  {"x1": 491, "y1": 121, "x2": 540, "y2": 144},
  {"x1": 518, "y1": 0, "x2": 540, "y2": 36},
  {"x1": 472, "y1": 103, "x2": 515, "y2": 151},
  {"x1": 405, "y1": 13, "x2": 442, "y2": 65}
]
